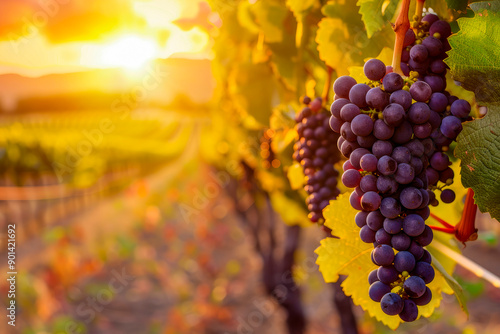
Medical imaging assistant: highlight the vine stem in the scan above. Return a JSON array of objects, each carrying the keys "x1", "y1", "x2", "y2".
[
  {"x1": 413, "y1": 0, "x2": 426, "y2": 30},
  {"x1": 391, "y1": 0, "x2": 411, "y2": 76},
  {"x1": 431, "y1": 239, "x2": 500, "y2": 288},
  {"x1": 322, "y1": 66, "x2": 334, "y2": 105}
]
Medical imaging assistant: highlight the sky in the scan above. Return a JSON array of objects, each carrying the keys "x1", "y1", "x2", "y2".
[{"x1": 0, "y1": 0, "x2": 216, "y2": 77}]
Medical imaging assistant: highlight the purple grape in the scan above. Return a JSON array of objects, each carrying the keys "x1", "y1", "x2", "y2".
[
  {"x1": 383, "y1": 73, "x2": 404, "y2": 93},
  {"x1": 364, "y1": 59, "x2": 387, "y2": 81},
  {"x1": 368, "y1": 268, "x2": 380, "y2": 284},
  {"x1": 399, "y1": 299, "x2": 418, "y2": 322},
  {"x1": 440, "y1": 189, "x2": 456, "y2": 203},
  {"x1": 391, "y1": 146, "x2": 411, "y2": 163},
  {"x1": 373, "y1": 119, "x2": 395, "y2": 140},
  {"x1": 372, "y1": 244, "x2": 395, "y2": 266},
  {"x1": 377, "y1": 175, "x2": 398, "y2": 194},
  {"x1": 430, "y1": 59, "x2": 446, "y2": 74},
  {"x1": 330, "y1": 98, "x2": 350, "y2": 118},
  {"x1": 380, "y1": 293, "x2": 404, "y2": 315},
  {"x1": 350, "y1": 190, "x2": 363, "y2": 210},
  {"x1": 410, "y1": 44, "x2": 429, "y2": 63},
  {"x1": 361, "y1": 191, "x2": 382, "y2": 211},
  {"x1": 372, "y1": 140, "x2": 393, "y2": 158},
  {"x1": 389, "y1": 89, "x2": 412, "y2": 110},
  {"x1": 422, "y1": 36, "x2": 443, "y2": 57},
  {"x1": 383, "y1": 103, "x2": 406, "y2": 127},
  {"x1": 451, "y1": 99, "x2": 471, "y2": 118},
  {"x1": 411, "y1": 261, "x2": 435, "y2": 284},
  {"x1": 367, "y1": 210, "x2": 385, "y2": 231},
  {"x1": 380, "y1": 197, "x2": 402, "y2": 218},
  {"x1": 429, "y1": 20, "x2": 452, "y2": 39},
  {"x1": 410, "y1": 81, "x2": 432, "y2": 102},
  {"x1": 360, "y1": 174, "x2": 378, "y2": 193},
  {"x1": 430, "y1": 152, "x2": 449, "y2": 171},
  {"x1": 409, "y1": 102, "x2": 431, "y2": 124},
  {"x1": 350, "y1": 148, "x2": 371, "y2": 169},
  {"x1": 391, "y1": 232, "x2": 411, "y2": 251},
  {"x1": 413, "y1": 287, "x2": 432, "y2": 306},
  {"x1": 422, "y1": 13, "x2": 439, "y2": 26},
  {"x1": 403, "y1": 276, "x2": 426, "y2": 298},
  {"x1": 366, "y1": 87, "x2": 390, "y2": 110},
  {"x1": 333, "y1": 76, "x2": 357, "y2": 98},
  {"x1": 342, "y1": 169, "x2": 362, "y2": 188},
  {"x1": 340, "y1": 122, "x2": 356, "y2": 141},
  {"x1": 351, "y1": 114, "x2": 374, "y2": 137},
  {"x1": 395, "y1": 163, "x2": 415, "y2": 184},
  {"x1": 384, "y1": 217, "x2": 403, "y2": 234},
  {"x1": 414, "y1": 225, "x2": 433, "y2": 247},
  {"x1": 360, "y1": 225, "x2": 376, "y2": 243},
  {"x1": 377, "y1": 266, "x2": 399, "y2": 284},
  {"x1": 420, "y1": 250, "x2": 432, "y2": 264},
  {"x1": 375, "y1": 228, "x2": 393, "y2": 245},
  {"x1": 339, "y1": 104, "x2": 361, "y2": 123},
  {"x1": 404, "y1": 29, "x2": 416, "y2": 47},
  {"x1": 369, "y1": 281, "x2": 392, "y2": 302},
  {"x1": 400, "y1": 187, "x2": 423, "y2": 209},
  {"x1": 413, "y1": 122, "x2": 433, "y2": 139},
  {"x1": 424, "y1": 75, "x2": 446, "y2": 92},
  {"x1": 377, "y1": 155, "x2": 398, "y2": 176},
  {"x1": 360, "y1": 154, "x2": 378, "y2": 172},
  {"x1": 402, "y1": 214, "x2": 426, "y2": 236},
  {"x1": 428, "y1": 110, "x2": 441, "y2": 129},
  {"x1": 357, "y1": 134, "x2": 377, "y2": 148},
  {"x1": 349, "y1": 83, "x2": 371, "y2": 108},
  {"x1": 394, "y1": 251, "x2": 416, "y2": 272},
  {"x1": 404, "y1": 139, "x2": 424, "y2": 157},
  {"x1": 392, "y1": 121, "x2": 413, "y2": 144}
]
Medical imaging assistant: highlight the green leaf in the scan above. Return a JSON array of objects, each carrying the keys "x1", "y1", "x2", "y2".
[
  {"x1": 455, "y1": 108, "x2": 500, "y2": 220},
  {"x1": 428, "y1": 253, "x2": 469, "y2": 316},
  {"x1": 357, "y1": 0, "x2": 399, "y2": 38},
  {"x1": 446, "y1": 9, "x2": 500, "y2": 104},
  {"x1": 315, "y1": 193, "x2": 449, "y2": 329},
  {"x1": 445, "y1": 0, "x2": 469, "y2": 11},
  {"x1": 469, "y1": 1, "x2": 500, "y2": 12}
]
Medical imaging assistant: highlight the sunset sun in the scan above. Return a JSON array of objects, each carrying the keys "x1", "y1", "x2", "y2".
[{"x1": 100, "y1": 35, "x2": 159, "y2": 69}]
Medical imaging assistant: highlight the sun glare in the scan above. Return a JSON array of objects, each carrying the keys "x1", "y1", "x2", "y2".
[{"x1": 100, "y1": 35, "x2": 158, "y2": 69}]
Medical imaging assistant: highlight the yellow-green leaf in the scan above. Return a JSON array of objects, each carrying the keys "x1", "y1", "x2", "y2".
[
  {"x1": 316, "y1": 193, "x2": 453, "y2": 329},
  {"x1": 357, "y1": 0, "x2": 399, "y2": 38},
  {"x1": 316, "y1": 18, "x2": 353, "y2": 76},
  {"x1": 287, "y1": 162, "x2": 305, "y2": 190}
]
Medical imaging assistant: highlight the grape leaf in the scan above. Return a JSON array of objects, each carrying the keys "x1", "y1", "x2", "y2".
[
  {"x1": 270, "y1": 190, "x2": 310, "y2": 227},
  {"x1": 455, "y1": 108, "x2": 500, "y2": 220},
  {"x1": 287, "y1": 163, "x2": 305, "y2": 190},
  {"x1": 357, "y1": 0, "x2": 399, "y2": 38},
  {"x1": 469, "y1": 1, "x2": 500, "y2": 12},
  {"x1": 428, "y1": 247, "x2": 469, "y2": 315},
  {"x1": 446, "y1": 9, "x2": 500, "y2": 104},
  {"x1": 286, "y1": 0, "x2": 318, "y2": 18},
  {"x1": 315, "y1": 193, "x2": 452, "y2": 329},
  {"x1": 445, "y1": 0, "x2": 469, "y2": 11},
  {"x1": 316, "y1": 18, "x2": 355, "y2": 76},
  {"x1": 252, "y1": 1, "x2": 289, "y2": 43}
]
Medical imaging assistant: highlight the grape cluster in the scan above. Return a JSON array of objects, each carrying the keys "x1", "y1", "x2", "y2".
[
  {"x1": 260, "y1": 130, "x2": 281, "y2": 169},
  {"x1": 329, "y1": 20, "x2": 473, "y2": 320},
  {"x1": 293, "y1": 97, "x2": 341, "y2": 224},
  {"x1": 400, "y1": 13, "x2": 473, "y2": 205}
]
